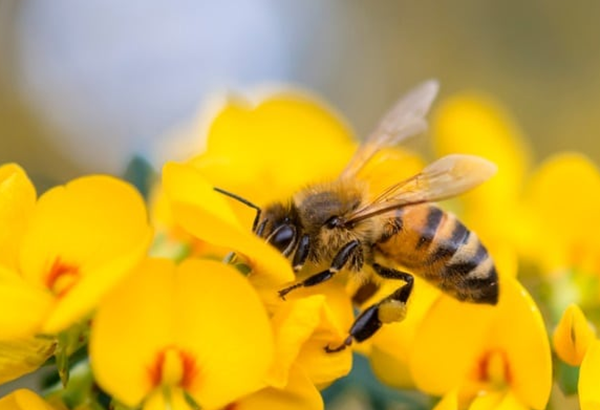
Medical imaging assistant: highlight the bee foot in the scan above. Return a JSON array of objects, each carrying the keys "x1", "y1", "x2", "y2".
[
  {"x1": 324, "y1": 336, "x2": 353, "y2": 353},
  {"x1": 278, "y1": 283, "x2": 302, "y2": 300}
]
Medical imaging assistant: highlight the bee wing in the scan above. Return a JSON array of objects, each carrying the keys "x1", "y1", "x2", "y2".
[
  {"x1": 340, "y1": 80, "x2": 440, "y2": 180},
  {"x1": 346, "y1": 154, "x2": 497, "y2": 223}
]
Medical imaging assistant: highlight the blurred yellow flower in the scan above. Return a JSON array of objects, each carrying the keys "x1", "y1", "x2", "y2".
[
  {"x1": 90, "y1": 257, "x2": 275, "y2": 410},
  {"x1": 410, "y1": 276, "x2": 552, "y2": 410},
  {"x1": 552, "y1": 304, "x2": 600, "y2": 410},
  {"x1": 518, "y1": 153, "x2": 600, "y2": 275},
  {"x1": 553, "y1": 303, "x2": 596, "y2": 366}
]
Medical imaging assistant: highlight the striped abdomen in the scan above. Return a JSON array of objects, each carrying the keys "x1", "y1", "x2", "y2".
[{"x1": 374, "y1": 204, "x2": 498, "y2": 304}]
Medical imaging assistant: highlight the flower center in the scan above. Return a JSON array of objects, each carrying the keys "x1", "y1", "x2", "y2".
[
  {"x1": 46, "y1": 258, "x2": 80, "y2": 298},
  {"x1": 476, "y1": 349, "x2": 511, "y2": 387},
  {"x1": 149, "y1": 347, "x2": 198, "y2": 389}
]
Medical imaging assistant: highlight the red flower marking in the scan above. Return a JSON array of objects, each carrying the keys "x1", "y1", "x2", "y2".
[
  {"x1": 477, "y1": 349, "x2": 512, "y2": 385},
  {"x1": 46, "y1": 258, "x2": 80, "y2": 298},
  {"x1": 148, "y1": 347, "x2": 199, "y2": 390}
]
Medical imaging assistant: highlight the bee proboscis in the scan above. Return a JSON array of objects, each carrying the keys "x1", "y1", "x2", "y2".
[{"x1": 218, "y1": 80, "x2": 499, "y2": 352}]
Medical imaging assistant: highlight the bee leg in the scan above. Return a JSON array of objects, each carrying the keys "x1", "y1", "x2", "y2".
[
  {"x1": 325, "y1": 263, "x2": 413, "y2": 353},
  {"x1": 278, "y1": 240, "x2": 362, "y2": 300}
]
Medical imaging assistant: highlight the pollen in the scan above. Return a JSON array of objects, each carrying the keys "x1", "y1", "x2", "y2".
[
  {"x1": 46, "y1": 258, "x2": 80, "y2": 298},
  {"x1": 148, "y1": 347, "x2": 198, "y2": 390},
  {"x1": 476, "y1": 349, "x2": 511, "y2": 387}
]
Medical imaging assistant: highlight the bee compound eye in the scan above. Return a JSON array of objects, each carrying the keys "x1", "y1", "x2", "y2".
[{"x1": 269, "y1": 225, "x2": 296, "y2": 255}]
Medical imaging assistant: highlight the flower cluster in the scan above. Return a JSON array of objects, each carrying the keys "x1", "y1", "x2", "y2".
[{"x1": 0, "y1": 86, "x2": 598, "y2": 410}]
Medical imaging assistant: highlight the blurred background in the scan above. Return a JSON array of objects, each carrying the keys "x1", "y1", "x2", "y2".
[{"x1": 2, "y1": 0, "x2": 600, "y2": 186}]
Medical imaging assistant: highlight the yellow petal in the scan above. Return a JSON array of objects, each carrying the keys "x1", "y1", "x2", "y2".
[
  {"x1": 410, "y1": 276, "x2": 551, "y2": 410},
  {"x1": 267, "y1": 290, "x2": 352, "y2": 389},
  {"x1": 432, "y1": 93, "x2": 530, "y2": 216},
  {"x1": 0, "y1": 266, "x2": 54, "y2": 339},
  {"x1": 0, "y1": 336, "x2": 56, "y2": 384},
  {"x1": 196, "y1": 92, "x2": 356, "y2": 207},
  {"x1": 553, "y1": 304, "x2": 596, "y2": 366},
  {"x1": 90, "y1": 258, "x2": 174, "y2": 407},
  {"x1": 518, "y1": 153, "x2": 600, "y2": 273},
  {"x1": 234, "y1": 365, "x2": 323, "y2": 410},
  {"x1": 0, "y1": 164, "x2": 36, "y2": 271},
  {"x1": 0, "y1": 389, "x2": 56, "y2": 410},
  {"x1": 18, "y1": 175, "x2": 152, "y2": 333},
  {"x1": 163, "y1": 162, "x2": 294, "y2": 289},
  {"x1": 171, "y1": 258, "x2": 274, "y2": 409},
  {"x1": 580, "y1": 339, "x2": 600, "y2": 410},
  {"x1": 490, "y1": 281, "x2": 552, "y2": 410}
]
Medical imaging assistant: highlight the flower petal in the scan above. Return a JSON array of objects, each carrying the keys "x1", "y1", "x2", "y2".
[
  {"x1": 0, "y1": 336, "x2": 56, "y2": 384},
  {"x1": 163, "y1": 162, "x2": 294, "y2": 290},
  {"x1": 90, "y1": 258, "x2": 174, "y2": 407},
  {"x1": 196, "y1": 92, "x2": 356, "y2": 207},
  {"x1": 172, "y1": 258, "x2": 274, "y2": 409},
  {"x1": 18, "y1": 175, "x2": 152, "y2": 333},
  {"x1": 0, "y1": 389, "x2": 57, "y2": 410},
  {"x1": 234, "y1": 365, "x2": 323, "y2": 410},
  {"x1": 432, "y1": 93, "x2": 530, "y2": 216},
  {"x1": 579, "y1": 339, "x2": 600, "y2": 410},
  {"x1": 553, "y1": 304, "x2": 596, "y2": 366},
  {"x1": 0, "y1": 266, "x2": 54, "y2": 339},
  {"x1": 266, "y1": 289, "x2": 352, "y2": 389},
  {"x1": 0, "y1": 163, "x2": 36, "y2": 271}
]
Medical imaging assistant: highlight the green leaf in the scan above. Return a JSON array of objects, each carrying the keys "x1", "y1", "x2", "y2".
[{"x1": 122, "y1": 155, "x2": 157, "y2": 200}]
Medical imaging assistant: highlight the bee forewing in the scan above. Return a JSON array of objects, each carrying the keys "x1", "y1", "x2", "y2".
[{"x1": 341, "y1": 79, "x2": 440, "y2": 179}]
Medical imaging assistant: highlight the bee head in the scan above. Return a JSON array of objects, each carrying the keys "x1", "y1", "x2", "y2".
[{"x1": 255, "y1": 202, "x2": 299, "y2": 257}]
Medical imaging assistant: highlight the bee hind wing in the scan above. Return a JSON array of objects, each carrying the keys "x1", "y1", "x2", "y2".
[{"x1": 346, "y1": 154, "x2": 497, "y2": 223}]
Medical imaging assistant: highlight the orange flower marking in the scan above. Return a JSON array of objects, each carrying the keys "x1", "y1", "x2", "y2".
[
  {"x1": 148, "y1": 346, "x2": 199, "y2": 390},
  {"x1": 475, "y1": 349, "x2": 511, "y2": 387},
  {"x1": 45, "y1": 258, "x2": 80, "y2": 298}
]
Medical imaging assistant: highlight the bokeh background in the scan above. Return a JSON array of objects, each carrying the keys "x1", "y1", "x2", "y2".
[{"x1": 2, "y1": 0, "x2": 600, "y2": 186}]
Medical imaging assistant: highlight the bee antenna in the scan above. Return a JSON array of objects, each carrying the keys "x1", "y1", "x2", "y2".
[{"x1": 213, "y1": 187, "x2": 262, "y2": 231}]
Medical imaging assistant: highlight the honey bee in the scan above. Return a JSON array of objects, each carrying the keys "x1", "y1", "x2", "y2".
[{"x1": 217, "y1": 80, "x2": 499, "y2": 352}]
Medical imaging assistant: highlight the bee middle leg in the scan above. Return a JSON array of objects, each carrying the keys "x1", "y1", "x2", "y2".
[
  {"x1": 325, "y1": 263, "x2": 413, "y2": 353},
  {"x1": 278, "y1": 240, "x2": 362, "y2": 300}
]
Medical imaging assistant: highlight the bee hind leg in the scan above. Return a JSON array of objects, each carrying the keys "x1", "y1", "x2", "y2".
[{"x1": 325, "y1": 263, "x2": 413, "y2": 353}]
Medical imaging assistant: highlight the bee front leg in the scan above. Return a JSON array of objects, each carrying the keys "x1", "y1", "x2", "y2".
[
  {"x1": 278, "y1": 240, "x2": 362, "y2": 300},
  {"x1": 325, "y1": 263, "x2": 413, "y2": 353}
]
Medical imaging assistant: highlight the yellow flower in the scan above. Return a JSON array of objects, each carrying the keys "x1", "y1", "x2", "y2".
[
  {"x1": 553, "y1": 304, "x2": 600, "y2": 410},
  {"x1": 226, "y1": 286, "x2": 354, "y2": 410},
  {"x1": 0, "y1": 164, "x2": 152, "y2": 338},
  {"x1": 0, "y1": 389, "x2": 65, "y2": 410},
  {"x1": 553, "y1": 303, "x2": 596, "y2": 366},
  {"x1": 90, "y1": 257, "x2": 274, "y2": 410},
  {"x1": 410, "y1": 276, "x2": 552, "y2": 410}
]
